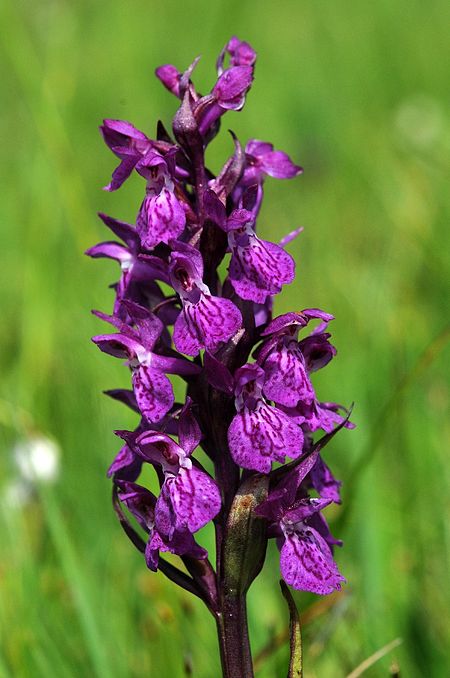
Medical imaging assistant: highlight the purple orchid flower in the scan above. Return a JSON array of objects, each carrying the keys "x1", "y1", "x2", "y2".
[
  {"x1": 100, "y1": 119, "x2": 152, "y2": 191},
  {"x1": 195, "y1": 65, "x2": 254, "y2": 137},
  {"x1": 169, "y1": 242, "x2": 242, "y2": 356},
  {"x1": 133, "y1": 430, "x2": 221, "y2": 539},
  {"x1": 227, "y1": 364, "x2": 304, "y2": 473},
  {"x1": 256, "y1": 453, "x2": 344, "y2": 594},
  {"x1": 155, "y1": 64, "x2": 182, "y2": 97},
  {"x1": 92, "y1": 303, "x2": 200, "y2": 423},
  {"x1": 244, "y1": 140, "x2": 303, "y2": 183},
  {"x1": 278, "y1": 498, "x2": 345, "y2": 594},
  {"x1": 256, "y1": 309, "x2": 334, "y2": 408},
  {"x1": 224, "y1": 208, "x2": 296, "y2": 303},
  {"x1": 217, "y1": 36, "x2": 257, "y2": 75},
  {"x1": 135, "y1": 151, "x2": 187, "y2": 249}
]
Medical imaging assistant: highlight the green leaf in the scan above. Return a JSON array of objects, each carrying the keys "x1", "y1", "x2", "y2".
[{"x1": 280, "y1": 580, "x2": 303, "y2": 678}]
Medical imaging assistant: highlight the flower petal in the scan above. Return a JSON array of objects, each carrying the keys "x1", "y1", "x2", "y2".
[
  {"x1": 280, "y1": 527, "x2": 345, "y2": 594},
  {"x1": 262, "y1": 344, "x2": 315, "y2": 407},
  {"x1": 228, "y1": 402, "x2": 303, "y2": 473},
  {"x1": 156, "y1": 466, "x2": 221, "y2": 535},
  {"x1": 173, "y1": 295, "x2": 242, "y2": 356},
  {"x1": 137, "y1": 189, "x2": 186, "y2": 249},
  {"x1": 132, "y1": 365, "x2": 174, "y2": 423},
  {"x1": 229, "y1": 235, "x2": 295, "y2": 303}
]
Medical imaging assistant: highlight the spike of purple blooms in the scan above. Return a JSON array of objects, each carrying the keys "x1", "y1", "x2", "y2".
[{"x1": 88, "y1": 36, "x2": 354, "y2": 677}]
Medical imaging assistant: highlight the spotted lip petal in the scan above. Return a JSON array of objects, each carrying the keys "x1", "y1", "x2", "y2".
[
  {"x1": 173, "y1": 294, "x2": 242, "y2": 357},
  {"x1": 228, "y1": 400, "x2": 303, "y2": 473},
  {"x1": 228, "y1": 233, "x2": 295, "y2": 304},
  {"x1": 132, "y1": 366, "x2": 174, "y2": 424},
  {"x1": 262, "y1": 341, "x2": 315, "y2": 408},
  {"x1": 137, "y1": 189, "x2": 186, "y2": 249},
  {"x1": 280, "y1": 526, "x2": 345, "y2": 595},
  {"x1": 157, "y1": 466, "x2": 222, "y2": 537}
]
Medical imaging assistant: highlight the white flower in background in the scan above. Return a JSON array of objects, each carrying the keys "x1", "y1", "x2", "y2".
[{"x1": 13, "y1": 436, "x2": 61, "y2": 483}]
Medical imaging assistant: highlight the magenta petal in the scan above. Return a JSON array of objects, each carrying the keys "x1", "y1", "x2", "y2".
[
  {"x1": 85, "y1": 241, "x2": 132, "y2": 265},
  {"x1": 310, "y1": 456, "x2": 342, "y2": 504},
  {"x1": 137, "y1": 189, "x2": 186, "y2": 249},
  {"x1": 261, "y1": 312, "x2": 308, "y2": 337},
  {"x1": 155, "y1": 64, "x2": 181, "y2": 97},
  {"x1": 122, "y1": 301, "x2": 164, "y2": 351},
  {"x1": 178, "y1": 397, "x2": 202, "y2": 455},
  {"x1": 299, "y1": 334, "x2": 336, "y2": 373},
  {"x1": 280, "y1": 528, "x2": 345, "y2": 595},
  {"x1": 158, "y1": 466, "x2": 221, "y2": 535},
  {"x1": 104, "y1": 155, "x2": 140, "y2": 191},
  {"x1": 172, "y1": 309, "x2": 202, "y2": 357},
  {"x1": 279, "y1": 226, "x2": 304, "y2": 248},
  {"x1": 145, "y1": 533, "x2": 163, "y2": 571},
  {"x1": 107, "y1": 444, "x2": 142, "y2": 481},
  {"x1": 151, "y1": 353, "x2": 201, "y2": 377},
  {"x1": 173, "y1": 295, "x2": 242, "y2": 356},
  {"x1": 213, "y1": 66, "x2": 253, "y2": 107},
  {"x1": 260, "y1": 150, "x2": 303, "y2": 179},
  {"x1": 92, "y1": 333, "x2": 143, "y2": 360},
  {"x1": 228, "y1": 402, "x2": 303, "y2": 473},
  {"x1": 255, "y1": 449, "x2": 320, "y2": 520},
  {"x1": 101, "y1": 119, "x2": 149, "y2": 147},
  {"x1": 226, "y1": 37, "x2": 257, "y2": 67},
  {"x1": 229, "y1": 236, "x2": 295, "y2": 303},
  {"x1": 262, "y1": 344, "x2": 315, "y2": 407},
  {"x1": 246, "y1": 140, "x2": 273, "y2": 156},
  {"x1": 132, "y1": 365, "x2": 174, "y2": 423},
  {"x1": 97, "y1": 213, "x2": 140, "y2": 249}
]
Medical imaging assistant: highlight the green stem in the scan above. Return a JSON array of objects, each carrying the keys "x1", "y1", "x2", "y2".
[{"x1": 215, "y1": 591, "x2": 253, "y2": 678}]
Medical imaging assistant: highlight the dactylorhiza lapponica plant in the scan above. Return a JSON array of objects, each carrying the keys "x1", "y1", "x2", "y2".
[{"x1": 87, "y1": 36, "x2": 353, "y2": 677}]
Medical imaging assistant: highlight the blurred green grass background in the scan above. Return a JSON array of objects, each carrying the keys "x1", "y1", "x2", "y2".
[{"x1": 0, "y1": 0, "x2": 449, "y2": 676}]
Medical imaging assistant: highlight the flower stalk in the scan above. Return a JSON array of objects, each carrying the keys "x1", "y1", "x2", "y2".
[{"x1": 88, "y1": 35, "x2": 353, "y2": 675}]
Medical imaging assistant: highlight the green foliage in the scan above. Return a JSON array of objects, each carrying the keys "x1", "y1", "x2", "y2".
[{"x1": 0, "y1": 0, "x2": 448, "y2": 675}]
